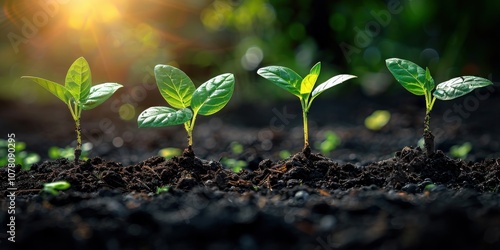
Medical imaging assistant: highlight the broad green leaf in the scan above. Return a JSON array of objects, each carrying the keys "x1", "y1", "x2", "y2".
[
  {"x1": 300, "y1": 62, "x2": 321, "y2": 95},
  {"x1": 257, "y1": 66, "x2": 302, "y2": 97},
  {"x1": 424, "y1": 67, "x2": 435, "y2": 91},
  {"x1": 154, "y1": 65, "x2": 195, "y2": 109},
  {"x1": 138, "y1": 107, "x2": 193, "y2": 128},
  {"x1": 311, "y1": 74, "x2": 357, "y2": 99},
  {"x1": 82, "y1": 83, "x2": 123, "y2": 110},
  {"x1": 385, "y1": 58, "x2": 427, "y2": 96},
  {"x1": 21, "y1": 76, "x2": 70, "y2": 103},
  {"x1": 433, "y1": 76, "x2": 493, "y2": 100},
  {"x1": 65, "y1": 57, "x2": 92, "y2": 103},
  {"x1": 191, "y1": 73, "x2": 235, "y2": 116}
]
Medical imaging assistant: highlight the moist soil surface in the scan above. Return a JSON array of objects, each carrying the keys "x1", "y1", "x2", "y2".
[{"x1": 1, "y1": 91, "x2": 500, "y2": 249}]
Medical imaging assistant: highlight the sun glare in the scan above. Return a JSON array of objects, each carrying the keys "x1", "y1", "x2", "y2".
[{"x1": 65, "y1": 0, "x2": 122, "y2": 30}]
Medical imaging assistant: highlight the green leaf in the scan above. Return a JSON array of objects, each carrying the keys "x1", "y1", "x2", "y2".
[
  {"x1": 424, "y1": 67, "x2": 435, "y2": 91},
  {"x1": 311, "y1": 74, "x2": 357, "y2": 99},
  {"x1": 300, "y1": 63, "x2": 321, "y2": 95},
  {"x1": 191, "y1": 73, "x2": 235, "y2": 116},
  {"x1": 154, "y1": 65, "x2": 195, "y2": 109},
  {"x1": 21, "y1": 76, "x2": 70, "y2": 103},
  {"x1": 65, "y1": 57, "x2": 92, "y2": 103},
  {"x1": 82, "y1": 83, "x2": 123, "y2": 110},
  {"x1": 257, "y1": 66, "x2": 302, "y2": 97},
  {"x1": 433, "y1": 76, "x2": 493, "y2": 100},
  {"x1": 385, "y1": 58, "x2": 427, "y2": 95},
  {"x1": 138, "y1": 107, "x2": 193, "y2": 128}
]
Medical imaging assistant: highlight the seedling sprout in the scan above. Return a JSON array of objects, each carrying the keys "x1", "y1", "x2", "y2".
[
  {"x1": 137, "y1": 65, "x2": 235, "y2": 154},
  {"x1": 22, "y1": 57, "x2": 122, "y2": 163},
  {"x1": 258, "y1": 62, "x2": 356, "y2": 153},
  {"x1": 386, "y1": 58, "x2": 493, "y2": 155},
  {"x1": 42, "y1": 181, "x2": 71, "y2": 196}
]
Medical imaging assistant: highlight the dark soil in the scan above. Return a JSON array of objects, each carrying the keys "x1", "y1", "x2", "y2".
[{"x1": 1, "y1": 91, "x2": 500, "y2": 249}]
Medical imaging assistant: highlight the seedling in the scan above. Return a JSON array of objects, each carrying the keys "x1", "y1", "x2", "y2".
[
  {"x1": 449, "y1": 142, "x2": 472, "y2": 159},
  {"x1": 22, "y1": 57, "x2": 122, "y2": 163},
  {"x1": 258, "y1": 62, "x2": 356, "y2": 153},
  {"x1": 137, "y1": 65, "x2": 235, "y2": 154},
  {"x1": 221, "y1": 157, "x2": 246, "y2": 173},
  {"x1": 42, "y1": 180, "x2": 71, "y2": 196},
  {"x1": 48, "y1": 142, "x2": 91, "y2": 161},
  {"x1": 156, "y1": 185, "x2": 170, "y2": 194},
  {"x1": 315, "y1": 131, "x2": 341, "y2": 155},
  {"x1": 0, "y1": 139, "x2": 40, "y2": 169},
  {"x1": 386, "y1": 58, "x2": 493, "y2": 155},
  {"x1": 158, "y1": 147, "x2": 182, "y2": 159},
  {"x1": 365, "y1": 110, "x2": 391, "y2": 131}
]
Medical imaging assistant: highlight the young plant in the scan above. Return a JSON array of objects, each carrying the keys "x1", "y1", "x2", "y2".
[
  {"x1": 22, "y1": 57, "x2": 123, "y2": 163},
  {"x1": 137, "y1": 65, "x2": 235, "y2": 154},
  {"x1": 257, "y1": 62, "x2": 356, "y2": 153},
  {"x1": 386, "y1": 58, "x2": 493, "y2": 155},
  {"x1": 42, "y1": 181, "x2": 71, "y2": 196}
]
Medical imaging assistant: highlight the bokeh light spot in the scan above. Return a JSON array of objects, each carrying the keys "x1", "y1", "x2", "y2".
[{"x1": 119, "y1": 103, "x2": 135, "y2": 121}]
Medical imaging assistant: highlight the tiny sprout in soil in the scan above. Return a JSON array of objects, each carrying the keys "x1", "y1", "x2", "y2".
[
  {"x1": 137, "y1": 65, "x2": 235, "y2": 154},
  {"x1": 21, "y1": 57, "x2": 123, "y2": 163},
  {"x1": 386, "y1": 58, "x2": 493, "y2": 156},
  {"x1": 257, "y1": 62, "x2": 356, "y2": 154},
  {"x1": 42, "y1": 181, "x2": 71, "y2": 196}
]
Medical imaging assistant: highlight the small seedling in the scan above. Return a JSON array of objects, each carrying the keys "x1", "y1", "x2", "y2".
[
  {"x1": 258, "y1": 62, "x2": 356, "y2": 153},
  {"x1": 386, "y1": 58, "x2": 493, "y2": 156},
  {"x1": 137, "y1": 65, "x2": 235, "y2": 154},
  {"x1": 0, "y1": 139, "x2": 40, "y2": 169},
  {"x1": 158, "y1": 147, "x2": 182, "y2": 159},
  {"x1": 42, "y1": 181, "x2": 71, "y2": 196},
  {"x1": 365, "y1": 110, "x2": 391, "y2": 131},
  {"x1": 449, "y1": 142, "x2": 472, "y2": 159},
  {"x1": 156, "y1": 185, "x2": 170, "y2": 194},
  {"x1": 22, "y1": 57, "x2": 122, "y2": 163},
  {"x1": 315, "y1": 131, "x2": 341, "y2": 155},
  {"x1": 279, "y1": 150, "x2": 291, "y2": 160},
  {"x1": 220, "y1": 157, "x2": 247, "y2": 173},
  {"x1": 48, "y1": 142, "x2": 91, "y2": 161}
]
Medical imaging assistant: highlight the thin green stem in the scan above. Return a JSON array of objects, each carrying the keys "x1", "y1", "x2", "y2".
[
  {"x1": 423, "y1": 92, "x2": 436, "y2": 156},
  {"x1": 185, "y1": 112, "x2": 198, "y2": 148},
  {"x1": 301, "y1": 99, "x2": 309, "y2": 149},
  {"x1": 67, "y1": 100, "x2": 82, "y2": 163}
]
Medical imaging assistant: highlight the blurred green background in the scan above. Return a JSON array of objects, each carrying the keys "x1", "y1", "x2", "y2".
[{"x1": 1, "y1": 0, "x2": 499, "y2": 112}]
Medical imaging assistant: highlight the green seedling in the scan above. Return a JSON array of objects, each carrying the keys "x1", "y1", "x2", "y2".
[
  {"x1": 221, "y1": 157, "x2": 247, "y2": 173},
  {"x1": 449, "y1": 142, "x2": 472, "y2": 159},
  {"x1": 156, "y1": 185, "x2": 170, "y2": 194},
  {"x1": 22, "y1": 57, "x2": 122, "y2": 163},
  {"x1": 0, "y1": 139, "x2": 40, "y2": 170},
  {"x1": 315, "y1": 131, "x2": 341, "y2": 155},
  {"x1": 258, "y1": 62, "x2": 356, "y2": 153},
  {"x1": 229, "y1": 141, "x2": 244, "y2": 155},
  {"x1": 386, "y1": 58, "x2": 493, "y2": 156},
  {"x1": 365, "y1": 110, "x2": 391, "y2": 131},
  {"x1": 158, "y1": 147, "x2": 182, "y2": 159},
  {"x1": 279, "y1": 150, "x2": 291, "y2": 160},
  {"x1": 137, "y1": 65, "x2": 235, "y2": 154},
  {"x1": 48, "y1": 142, "x2": 91, "y2": 161},
  {"x1": 42, "y1": 180, "x2": 71, "y2": 196}
]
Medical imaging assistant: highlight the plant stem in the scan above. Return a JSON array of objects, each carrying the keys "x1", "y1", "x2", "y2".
[
  {"x1": 185, "y1": 113, "x2": 198, "y2": 148},
  {"x1": 423, "y1": 111, "x2": 434, "y2": 156},
  {"x1": 68, "y1": 100, "x2": 82, "y2": 164},
  {"x1": 302, "y1": 107, "x2": 309, "y2": 149}
]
